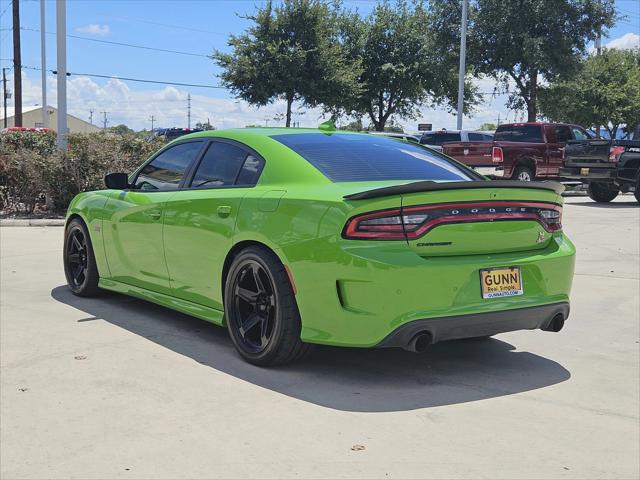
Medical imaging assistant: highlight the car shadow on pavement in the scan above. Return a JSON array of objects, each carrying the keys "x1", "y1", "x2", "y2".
[{"x1": 51, "y1": 286, "x2": 571, "y2": 413}]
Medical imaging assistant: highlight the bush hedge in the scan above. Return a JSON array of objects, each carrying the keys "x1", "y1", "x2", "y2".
[{"x1": 0, "y1": 131, "x2": 166, "y2": 216}]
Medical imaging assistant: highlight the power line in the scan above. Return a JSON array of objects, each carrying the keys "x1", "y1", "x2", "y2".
[
  {"x1": 20, "y1": 27, "x2": 210, "y2": 58},
  {"x1": 0, "y1": 1, "x2": 12, "y2": 20},
  {"x1": 109, "y1": 16, "x2": 227, "y2": 36},
  {"x1": 21, "y1": 65, "x2": 225, "y2": 89}
]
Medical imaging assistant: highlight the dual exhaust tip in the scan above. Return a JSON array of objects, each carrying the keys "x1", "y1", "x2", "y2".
[{"x1": 402, "y1": 313, "x2": 566, "y2": 353}]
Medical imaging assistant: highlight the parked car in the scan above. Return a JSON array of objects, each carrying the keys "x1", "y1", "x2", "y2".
[
  {"x1": 367, "y1": 131, "x2": 421, "y2": 144},
  {"x1": 419, "y1": 129, "x2": 493, "y2": 152},
  {"x1": 64, "y1": 127, "x2": 575, "y2": 366},
  {"x1": 1, "y1": 127, "x2": 51, "y2": 134},
  {"x1": 559, "y1": 124, "x2": 640, "y2": 203},
  {"x1": 154, "y1": 127, "x2": 203, "y2": 142},
  {"x1": 443, "y1": 122, "x2": 591, "y2": 181}
]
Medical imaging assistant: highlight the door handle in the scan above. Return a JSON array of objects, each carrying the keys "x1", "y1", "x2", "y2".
[{"x1": 217, "y1": 205, "x2": 232, "y2": 217}]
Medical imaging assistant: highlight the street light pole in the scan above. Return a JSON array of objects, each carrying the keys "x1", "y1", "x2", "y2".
[
  {"x1": 56, "y1": 0, "x2": 67, "y2": 149},
  {"x1": 456, "y1": 0, "x2": 468, "y2": 131},
  {"x1": 40, "y1": 0, "x2": 48, "y2": 128}
]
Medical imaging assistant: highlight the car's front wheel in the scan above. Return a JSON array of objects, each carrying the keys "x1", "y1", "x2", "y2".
[
  {"x1": 63, "y1": 218, "x2": 100, "y2": 297},
  {"x1": 224, "y1": 246, "x2": 311, "y2": 366},
  {"x1": 588, "y1": 182, "x2": 619, "y2": 203}
]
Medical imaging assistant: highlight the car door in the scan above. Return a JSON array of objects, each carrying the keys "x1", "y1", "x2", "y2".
[
  {"x1": 102, "y1": 140, "x2": 204, "y2": 294},
  {"x1": 162, "y1": 139, "x2": 265, "y2": 310},
  {"x1": 547, "y1": 125, "x2": 572, "y2": 177}
]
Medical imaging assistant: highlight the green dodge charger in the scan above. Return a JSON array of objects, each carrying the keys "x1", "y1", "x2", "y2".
[{"x1": 64, "y1": 126, "x2": 576, "y2": 366}]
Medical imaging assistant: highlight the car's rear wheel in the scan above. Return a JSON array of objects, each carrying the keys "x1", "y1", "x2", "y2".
[
  {"x1": 588, "y1": 182, "x2": 619, "y2": 203},
  {"x1": 63, "y1": 218, "x2": 100, "y2": 297},
  {"x1": 513, "y1": 165, "x2": 534, "y2": 182},
  {"x1": 224, "y1": 246, "x2": 311, "y2": 366}
]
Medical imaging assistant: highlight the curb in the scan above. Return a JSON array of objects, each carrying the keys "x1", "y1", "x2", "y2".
[{"x1": 0, "y1": 218, "x2": 65, "y2": 227}]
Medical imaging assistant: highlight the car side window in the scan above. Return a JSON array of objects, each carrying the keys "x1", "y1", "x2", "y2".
[
  {"x1": 190, "y1": 142, "x2": 264, "y2": 188},
  {"x1": 133, "y1": 142, "x2": 202, "y2": 191},
  {"x1": 468, "y1": 132, "x2": 484, "y2": 141},
  {"x1": 554, "y1": 126, "x2": 572, "y2": 143},
  {"x1": 572, "y1": 127, "x2": 590, "y2": 140}
]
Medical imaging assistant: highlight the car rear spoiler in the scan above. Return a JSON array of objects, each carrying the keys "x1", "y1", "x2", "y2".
[{"x1": 344, "y1": 180, "x2": 565, "y2": 200}]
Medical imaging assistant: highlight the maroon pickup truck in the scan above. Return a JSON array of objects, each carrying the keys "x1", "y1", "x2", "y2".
[{"x1": 442, "y1": 122, "x2": 592, "y2": 181}]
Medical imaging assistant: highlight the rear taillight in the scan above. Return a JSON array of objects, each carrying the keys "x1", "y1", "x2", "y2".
[
  {"x1": 342, "y1": 209, "x2": 405, "y2": 239},
  {"x1": 609, "y1": 146, "x2": 625, "y2": 162},
  {"x1": 343, "y1": 202, "x2": 562, "y2": 240},
  {"x1": 539, "y1": 208, "x2": 562, "y2": 231},
  {"x1": 492, "y1": 146, "x2": 503, "y2": 163}
]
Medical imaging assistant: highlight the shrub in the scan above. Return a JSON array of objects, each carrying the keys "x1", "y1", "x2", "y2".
[{"x1": 0, "y1": 131, "x2": 166, "y2": 215}]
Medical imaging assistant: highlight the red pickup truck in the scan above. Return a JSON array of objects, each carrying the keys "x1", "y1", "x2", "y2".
[{"x1": 442, "y1": 122, "x2": 592, "y2": 181}]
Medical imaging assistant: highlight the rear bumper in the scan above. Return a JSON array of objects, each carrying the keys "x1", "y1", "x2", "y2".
[
  {"x1": 376, "y1": 302, "x2": 570, "y2": 347},
  {"x1": 559, "y1": 166, "x2": 617, "y2": 181},
  {"x1": 292, "y1": 233, "x2": 576, "y2": 348},
  {"x1": 475, "y1": 166, "x2": 504, "y2": 177}
]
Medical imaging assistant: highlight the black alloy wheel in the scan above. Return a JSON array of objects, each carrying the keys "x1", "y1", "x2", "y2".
[
  {"x1": 63, "y1": 218, "x2": 100, "y2": 296},
  {"x1": 66, "y1": 228, "x2": 88, "y2": 288},
  {"x1": 232, "y1": 260, "x2": 277, "y2": 353},
  {"x1": 224, "y1": 246, "x2": 311, "y2": 366}
]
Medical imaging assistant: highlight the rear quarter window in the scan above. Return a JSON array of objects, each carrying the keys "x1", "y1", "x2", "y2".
[
  {"x1": 271, "y1": 133, "x2": 474, "y2": 182},
  {"x1": 494, "y1": 125, "x2": 544, "y2": 143}
]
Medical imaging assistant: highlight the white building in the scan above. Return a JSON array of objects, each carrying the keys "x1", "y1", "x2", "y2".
[{"x1": 2, "y1": 105, "x2": 100, "y2": 133}]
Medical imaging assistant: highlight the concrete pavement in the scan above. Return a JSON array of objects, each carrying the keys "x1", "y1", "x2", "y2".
[{"x1": 1, "y1": 196, "x2": 638, "y2": 479}]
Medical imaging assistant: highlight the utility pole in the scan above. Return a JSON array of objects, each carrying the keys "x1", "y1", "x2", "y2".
[
  {"x1": 456, "y1": 0, "x2": 468, "y2": 131},
  {"x1": 12, "y1": 0, "x2": 22, "y2": 127},
  {"x1": 101, "y1": 111, "x2": 108, "y2": 129},
  {"x1": 89, "y1": 109, "x2": 94, "y2": 125},
  {"x1": 56, "y1": 0, "x2": 67, "y2": 149},
  {"x1": 40, "y1": 0, "x2": 47, "y2": 127},
  {"x1": 149, "y1": 115, "x2": 155, "y2": 132},
  {"x1": 187, "y1": 93, "x2": 191, "y2": 128},
  {"x1": 2, "y1": 68, "x2": 8, "y2": 128}
]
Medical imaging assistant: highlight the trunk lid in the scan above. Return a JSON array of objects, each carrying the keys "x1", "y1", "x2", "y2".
[{"x1": 343, "y1": 181, "x2": 563, "y2": 256}]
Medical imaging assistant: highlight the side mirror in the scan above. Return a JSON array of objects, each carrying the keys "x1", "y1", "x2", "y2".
[{"x1": 105, "y1": 172, "x2": 130, "y2": 190}]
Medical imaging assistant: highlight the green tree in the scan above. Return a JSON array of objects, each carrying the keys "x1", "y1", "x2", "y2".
[
  {"x1": 463, "y1": 0, "x2": 615, "y2": 122},
  {"x1": 539, "y1": 48, "x2": 640, "y2": 138},
  {"x1": 341, "y1": 0, "x2": 477, "y2": 131},
  {"x1": 108, "y1": 124, "x2": 134, "y2": 135},
  {"x1": 338, "y1": 119, "x2": 364, "y2": 131},
  {"x1": 213, "y1": 0, "x2": 360, "y2": 127},
  {"x1": 478, "y1": 122, "x2": 496, "y2": 131}
]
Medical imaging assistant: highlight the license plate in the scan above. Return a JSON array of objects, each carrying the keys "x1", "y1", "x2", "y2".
[
  {"x1": 480, "y1": 267, "x2": 523, "y2": 299},
  {"x1": 580, "y1": 167, "x2": 590, "y2": 176}
]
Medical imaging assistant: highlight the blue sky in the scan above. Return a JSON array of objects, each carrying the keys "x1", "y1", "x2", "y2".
[{"x1": 1, "y1": 0, "x2": 639, "y2": 131}]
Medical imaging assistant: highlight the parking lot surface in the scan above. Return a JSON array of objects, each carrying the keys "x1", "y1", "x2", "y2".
[{"x1": 1, "y1": 196, "x2": 639, "y2": 479}]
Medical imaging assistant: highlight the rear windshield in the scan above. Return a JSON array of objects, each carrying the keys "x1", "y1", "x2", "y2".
[
  {"x1": 420, "y1": 132, "x2": 461, "y2": 145},
  {"x1": 271, "y1": 133, "x2": 473, "y2": 182},
  {"x1": 494, "y1": 125, "x2": 543, "y2": 142}
]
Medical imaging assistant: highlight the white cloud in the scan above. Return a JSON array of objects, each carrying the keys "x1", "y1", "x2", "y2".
[
  {"x1": 4, "y1": 69, "x2": 518, "y2": 132},
  {"x1": 75, "y1": 24, "x2": 110, "y2": 36},
  {"x1": 604, "y1": 32, "x2": 640, "y2": 51}
]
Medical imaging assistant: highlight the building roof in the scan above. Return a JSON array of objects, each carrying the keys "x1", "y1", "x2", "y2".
[{"x1": 1, "y1": 105, "x2": 99, "y2": 131}]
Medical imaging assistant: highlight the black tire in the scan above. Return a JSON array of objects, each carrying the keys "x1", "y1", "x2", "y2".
[
  {"x1": 224, "y1": 246, "x2": 311, "y2": 366},
  {"x1": 512, "y1": 165, "x2": 534, "y2": 182},
  {"x1": 63, "y1": 217, "x2": 100, "y2": 297},
  {"x1": 588, "y1": 182, "x2": 619, "y2": 203}
]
